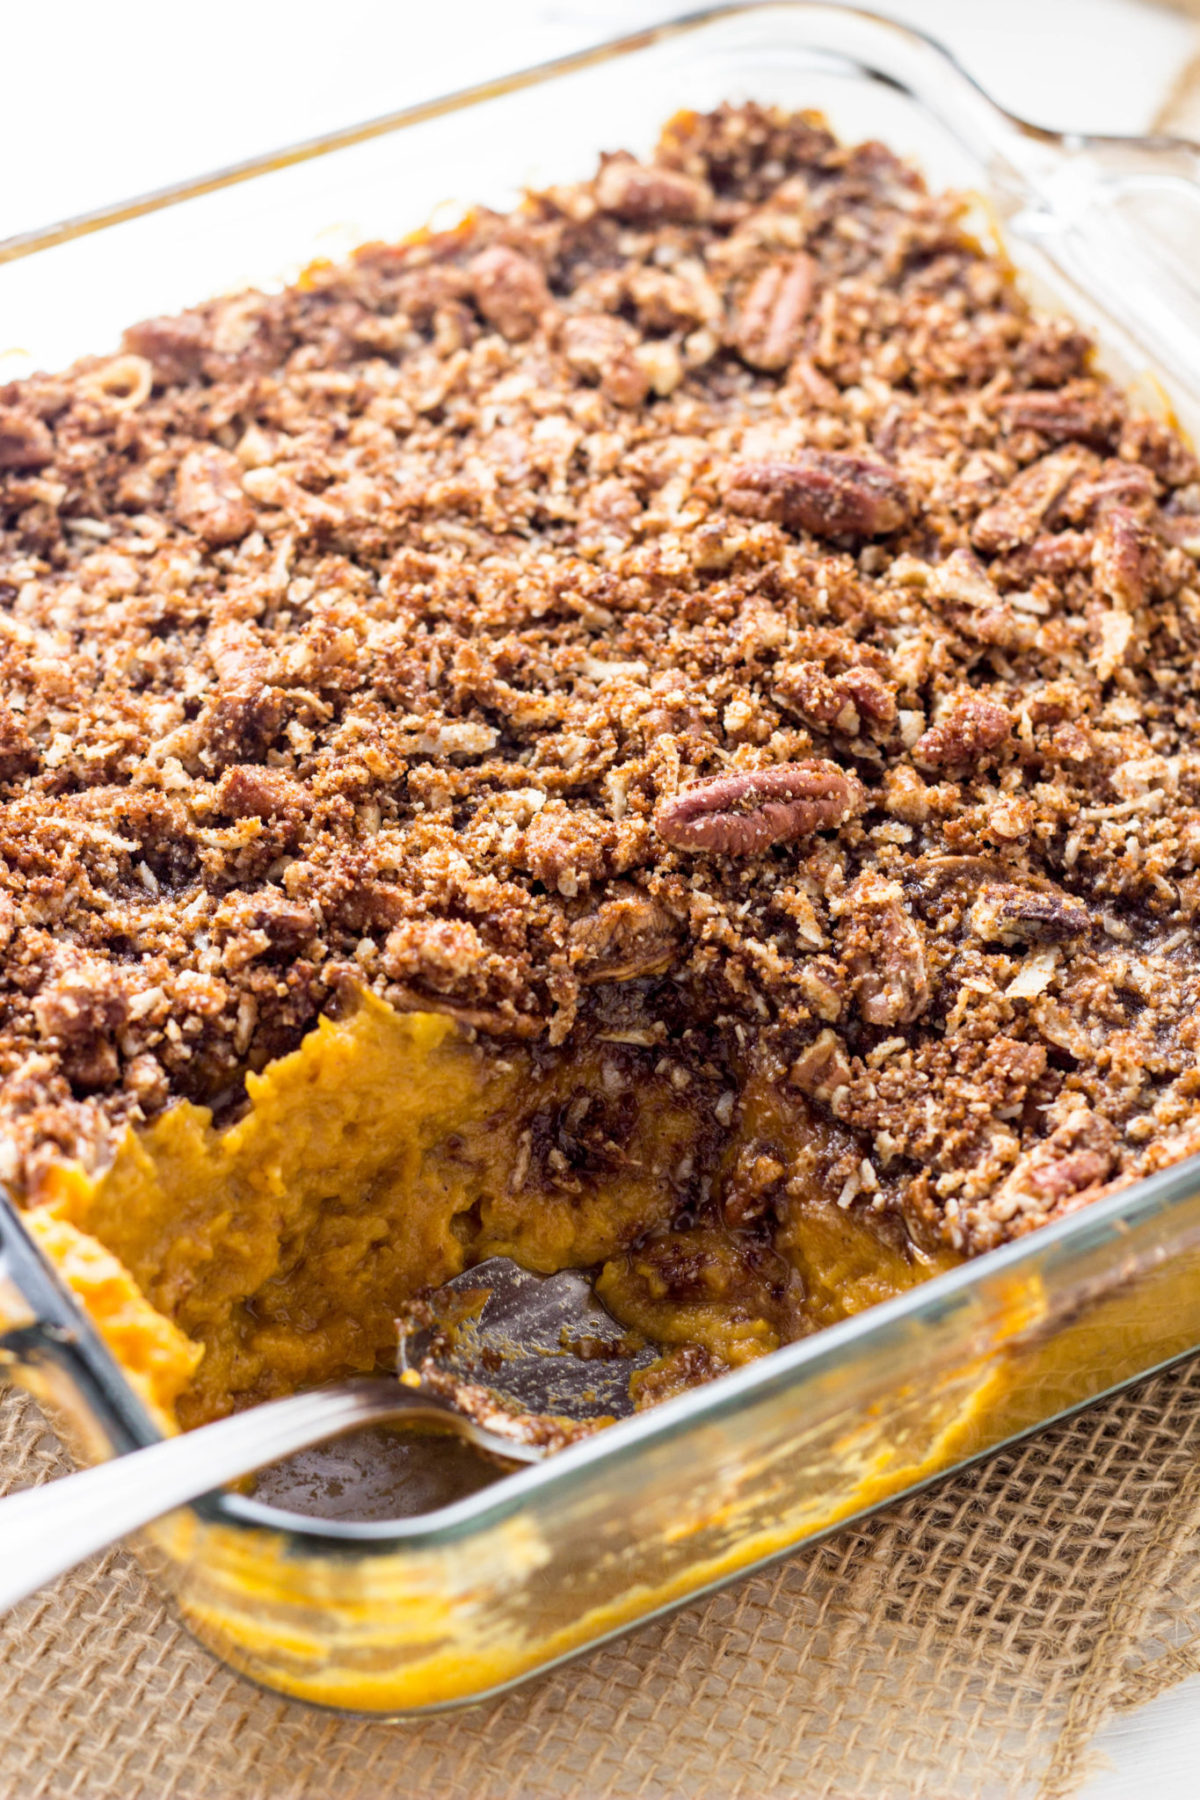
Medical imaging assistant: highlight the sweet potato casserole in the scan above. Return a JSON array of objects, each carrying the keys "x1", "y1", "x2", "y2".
[{"x1": 2, "y1": 104, "x2": 1199, "y2": 1433}]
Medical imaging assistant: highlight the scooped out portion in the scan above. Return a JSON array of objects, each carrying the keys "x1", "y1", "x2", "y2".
[{"x1": 32, "y1": 992, "x2": 955, "y2": 1429}]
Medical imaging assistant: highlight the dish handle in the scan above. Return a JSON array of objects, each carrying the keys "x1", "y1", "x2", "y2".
[{"x1": 994, "y1": 126, "x2": 1200, "y2": 418}]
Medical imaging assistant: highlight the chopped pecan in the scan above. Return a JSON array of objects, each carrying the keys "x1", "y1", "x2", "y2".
[
  {"x1": 1093, "y1": 504, "x2": 1157, "y2": 609},
  {"x1": 122, "y1": 310, "x2": 209, "y2": 382},
  {"x1": 1019, "y1": 531, "x2": 1092, "y2": 576},
  {"x1": 215, "y1": 890, "x2": 316, "y2": 954},
  {"x1": 912, "y1": 696, "x2": 1012, "y2": 769},
  {"x1": 993, "y1": 1109, "x2": 1116, "y2": 1222},
  {"x1": 79, "y1": 355, "x2": 154, "y2": 412},
  {"x1": 568, "y1": 890, "x2": 680, "y2": 982},
  {"x1": 1057, "y1": 459, "x2": 1157, "y2": 521},
  {"x1": 655, "y1": 759, "x2": 862, "y2": 856},
  {"x1": 788, "y1": 1028, "x2": 852, "y2": 1102},
  {"x1": 381, "y1": 917, "x2": 538, "y2": 1039},
  {"x1": 838, "y1": 871, "x2": 930, "y2": 1026},
  {"x1": 968, "y1": 883, "x2": 1091, "y2": 944},
  {"x1": 721, "y1": 450, "x2": 911, "y2": 539},
  {"x1": 0, "y1": 407, "x2": 53, "y2": 472},
  {"x1": 776, "y1": 660, "x2": 895, "y2": 738},
  {"x1": 519, "y1": 801, "x2": 613, "y2": 896},
  {"x1": 996, "y1": 386, "x2": 1120, "y2": 449},
  {"x1": 723, "y1": 1142, "x2": 787, "y2": 1227},
  {"x1": 214, "y1": 764, "x2": 311, "y2": 823},
  {"x1": 562, "y1": 313, "x2": 650, "y2": 409},
  {"x1": 594, "y1": 154, "x2": 711, "y2": 223},
  {"x1": 1119, "y1": 415, "x2": 1197, "y2": 486},
  {"x1": 0, "y1": 705, "x2": 34, "y2": 781},
  {"x1": 33, "y1": 957, "x2": 129, "y2": 1091},
  {"x1": 175, "y1": 447, "x2": 254, "y2": 545},
  {"x1": 627, "y1": 264, "x2": 720, "y2": 332},
  {"x1": 836, "y1": 666, "x2": 897, "y2": 733},
  {"x1": 469, "y1": 245, "x2": 552, "y2": 343},
  {"x1": 733, "y1": 254, "x2": 816, "y2": 371},
  {"x1": 926, "y1": 547, "x2": 1000, "y2": 609},
  {"x1": 971, "y1": 448, "x2": 1096, "y2": 553}
]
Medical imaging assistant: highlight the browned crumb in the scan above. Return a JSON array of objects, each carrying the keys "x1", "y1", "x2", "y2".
[{"x1": 3, "y1": 103, "x2": 1200, "y2": 1256}]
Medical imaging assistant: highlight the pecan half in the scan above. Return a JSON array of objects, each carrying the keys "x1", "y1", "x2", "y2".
[
  {"x1": 469, "y1": 245, "x2": 552, "y2": 343},
  {"x1": 594, "y1": 154, "x2": 711, "y2": 223},
  {"x1": 838, "y1": 870, "x2": 930, "y2": 1026},
  {"x1": 721, "y1": 450, "x2": 911, "y2": 539},
  {"x1": 912, "y1": 695, "x2": 1012, "y2": 769},
  {"x1": 655, "y1": 759, "x2": 862, "y2": 855},
  {"x1": 175, "y1": 446, "x2": 254, "y2": 545},
  {"x1": 996, "y1": 387, "x2": 1120, "y2": 450},
  {"x1": 969, "y1": 883, "x2": 1091, "y2": 944},
  {"x1": 734, "y1": 254, "x2": 816, "y2": 371}
]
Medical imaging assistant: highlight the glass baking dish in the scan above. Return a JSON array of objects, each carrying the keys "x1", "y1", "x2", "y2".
[{"x1": 5, "y1": 0, "x2": 1200, "y2": 1715}]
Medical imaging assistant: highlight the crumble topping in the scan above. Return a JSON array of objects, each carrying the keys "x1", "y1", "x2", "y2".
[{"x1": 3, "y1": 103, "x2": 1200, "y2": 1254}]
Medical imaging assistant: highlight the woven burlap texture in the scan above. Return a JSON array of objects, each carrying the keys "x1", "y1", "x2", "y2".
[{"x1": 7, "y1": 1362, "x2": 1200, "y2": 1800}]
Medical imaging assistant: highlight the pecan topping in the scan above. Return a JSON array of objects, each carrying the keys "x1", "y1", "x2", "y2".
[
  {"x1": 175, "y1": 446, "x2": 254, "y2": 545},
  {"x1": 838, "y1": 871, "x2": 930, "y2": 1026},
  {"x1": 734, "y1": 254, "x2": 816, "y2": 371},
  {"x1": 655, "y1": 760, "x2": 862, "y2": 855},
  {"x1": 912, "y1": 695, "x2": 1012, "y2": 769},
  {"x1": 721, "y1": 450, "x2": 911, "y2": 539},
  {"x1": 469, "y1": 244, "x2": 552, "y2": 343},
  {"x1": 969, "y1": 883, "x2": 1091, "y2": 944}
]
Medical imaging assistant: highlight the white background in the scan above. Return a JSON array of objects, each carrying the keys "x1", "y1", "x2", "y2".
[
  {"x1": 5, "y1": 1, "x2": 1200, "y2": 1792},
  {"x1": 1, "y1": 0, "x2": 1197, "y2": 246}
]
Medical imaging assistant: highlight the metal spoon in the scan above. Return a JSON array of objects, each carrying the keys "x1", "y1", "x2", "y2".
[{"x1": 0, "y1": 1257, "x2": 659, "y2": 1615}]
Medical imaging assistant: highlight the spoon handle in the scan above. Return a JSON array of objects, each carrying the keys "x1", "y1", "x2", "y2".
[{"x1": 0, "y1": 1379, "x2": 537, "y2": 1615}]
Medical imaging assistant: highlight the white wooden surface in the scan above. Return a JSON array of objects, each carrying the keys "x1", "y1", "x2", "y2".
[{"x1": 4, "y1": 2, "x2": 1200, "y2": 1790}]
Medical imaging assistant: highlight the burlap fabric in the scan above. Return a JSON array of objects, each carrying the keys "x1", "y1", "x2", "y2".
[{"x1": 8, "y1": 1357, "x2": 1200, "y2": 1800}]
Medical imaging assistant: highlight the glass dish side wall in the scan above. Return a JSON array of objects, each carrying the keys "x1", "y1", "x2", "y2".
[
  {"x1": 5, "y1": 3, "x2": 1200, "y2": 1713},
  {"x1": 127, "y1": 1163, "x2": 1200, "y2": 1712}
]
